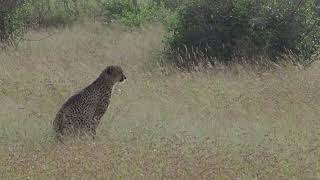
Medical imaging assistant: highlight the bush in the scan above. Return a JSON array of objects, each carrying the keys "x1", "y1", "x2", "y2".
[
  {"x1": 0, "y1": 0, "x2": 179, "y2": 45},
  {"x1": 101, "y1": 0, "x2": 174, "y2": 27},
  {"x1": 0, "y1": 1, "x2": 31, "y2": 44},
  {"x1": 0, "y1": 0, "x2": 102, "y2": 45},
  {"x1": 151, "y1": 0, "x2": 186, "y2": 10},
  {"x1": 27, "y1": 0, "x2": 101, "y2": 28},
  {"x1": 101, "y1": 0, "x2": 137, "y2": 19},
  {"x1": 166, "y1": 0, "x2": 320, "y2": 67}
]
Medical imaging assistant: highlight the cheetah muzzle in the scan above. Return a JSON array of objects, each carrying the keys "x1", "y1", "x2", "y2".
[{"x1": 53, "y1": 65, "x2": 126, "y2": 141}]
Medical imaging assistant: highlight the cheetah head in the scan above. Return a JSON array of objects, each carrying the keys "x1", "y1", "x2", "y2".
[{"x1": 103, "y1": 65, "x2": 127, "y2": 83}]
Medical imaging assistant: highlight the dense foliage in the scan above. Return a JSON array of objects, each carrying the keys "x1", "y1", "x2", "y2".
[
  {"x1": 0, "y1": 0, "x2": 101, "y2": 44},
  {"x1": 0, "y1": 1, "x2": 31, "y2": 43},
  {"x1": 0, "y1": 0, "x2": 175, "y2": 44},
  {"x1": 166, "y1": 0, "x2": 320, "y2": 66},
  {"x1": 1, "y1": 0, "x2": 320, "y2": 66},
  {"x1": 101, "y1": 0, "x2": 174, "y2": 26}
]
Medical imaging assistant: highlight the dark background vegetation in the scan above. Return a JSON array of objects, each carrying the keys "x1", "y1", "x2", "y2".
[{"x1": 1, "y1": 0, "x2": 320, "y2": 67}]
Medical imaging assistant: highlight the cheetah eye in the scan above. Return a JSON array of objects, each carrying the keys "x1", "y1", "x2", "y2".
[{"x1": 106, "y1": 68, "x2": 113, "y2": 75}]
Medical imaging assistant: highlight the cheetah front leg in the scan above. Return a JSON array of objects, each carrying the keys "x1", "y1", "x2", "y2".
[{"x1": 91, "y1": 105, "x2": 108, "y2": 139}]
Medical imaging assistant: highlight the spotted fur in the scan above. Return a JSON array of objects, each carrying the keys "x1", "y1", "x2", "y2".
[{"x1": 53, "y1": 65, "x2": 126, "y2": 141}]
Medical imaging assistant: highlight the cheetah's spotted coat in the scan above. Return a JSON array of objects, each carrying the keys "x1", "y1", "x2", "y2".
[{"x1": 53, "y1": 65, "x2": 126, "y2": 141}]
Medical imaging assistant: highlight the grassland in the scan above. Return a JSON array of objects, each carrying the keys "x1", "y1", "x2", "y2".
[{"x1": 0, "y1": 23, "x2": 320, "y2": 179}]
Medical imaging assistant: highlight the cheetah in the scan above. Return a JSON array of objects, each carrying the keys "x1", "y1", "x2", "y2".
[{"x1": 53, "y1": 65, "x2": 126, "y2": 141}]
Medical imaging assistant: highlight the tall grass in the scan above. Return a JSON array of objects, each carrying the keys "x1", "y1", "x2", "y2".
[{"x1": 0, "y1": 23, "x2": 320, "y2": 179}]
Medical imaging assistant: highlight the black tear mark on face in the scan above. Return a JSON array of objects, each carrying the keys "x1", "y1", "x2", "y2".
[{"x1": 120, "y1": 74, "x2": 127, "y2": 82}]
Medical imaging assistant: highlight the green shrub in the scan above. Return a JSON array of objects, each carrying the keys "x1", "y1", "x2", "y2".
[
  {"x1": 151, "y1": 0, "x2": 186, "y2": 10},
  {"x1": 0, "y1": 1, "x2": 31, "y2": 44},
  {"x1": 101, "y1": 0, "x2": 137, "y2": 22},
  {"x1": 27, "y1": 0, "x2": 71, "y2": 28},
  {"x1": 27, "y1": 0, "x2": 101, "y2": 28},
  {"x1": 1, "y1": 0, "x2": 102, "y2": 45},
  {"x1": 166, "y1": 0, "x2": 320, "y2": 67},
  {"x1": 101, "y1": 0, "x2": 174, "y2": 27},
  {"x1": 121, "y1": 3, "x2": 173, "y2": 26}
]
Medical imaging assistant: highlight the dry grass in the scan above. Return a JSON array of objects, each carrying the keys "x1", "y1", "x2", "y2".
[{"x1": 0, "y1": 22, "x2": 320, "y2": 179}]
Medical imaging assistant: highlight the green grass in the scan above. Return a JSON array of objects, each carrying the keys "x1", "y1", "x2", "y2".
[{"x1": 0, "y1": 23, "x2": 320, "y2": 179}]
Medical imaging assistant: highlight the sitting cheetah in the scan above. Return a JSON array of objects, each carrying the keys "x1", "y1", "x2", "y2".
[{"x1": 53, "y1": 65, "x2": 126, "y2": 141}]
